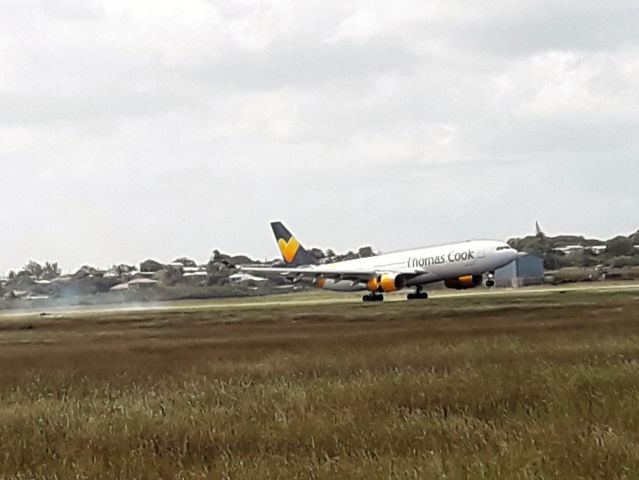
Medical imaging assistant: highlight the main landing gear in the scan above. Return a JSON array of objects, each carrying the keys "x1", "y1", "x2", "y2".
[
  {"x1": 407, "y1": 286, "x2": 429, "y2": 300},
  {"x1": 486, "y1": 271, "x2": 495, "y2": 288},
  {"x1": 362, "y1": 293, "x2": 384, "y2": 302}
]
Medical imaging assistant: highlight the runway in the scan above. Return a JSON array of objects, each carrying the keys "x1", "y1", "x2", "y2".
[{"x1": 1, "y1": 281, "x2": 638, "y2": 320}]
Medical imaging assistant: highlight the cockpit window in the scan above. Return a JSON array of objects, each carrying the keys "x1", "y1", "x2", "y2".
[{"x1": 496, "y1": 246, "x2": 511, "y2": 251}]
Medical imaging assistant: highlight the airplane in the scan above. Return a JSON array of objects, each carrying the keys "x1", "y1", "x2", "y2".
[{"x1": 239, "y1": 221, "x2": 520, "y2": 302}]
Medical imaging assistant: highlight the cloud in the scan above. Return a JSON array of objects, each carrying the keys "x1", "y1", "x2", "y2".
[{"x1": 0, "y1": 0, "x2": 637, "y2": 273}]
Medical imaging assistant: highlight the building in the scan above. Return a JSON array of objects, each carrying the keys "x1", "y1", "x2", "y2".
[
  {"x1": 110, "y1": 282, "x2": 130, "y2": 292},
  {"x1": 128, "y1": 278, "x2": 158, "y2": 290},
  {"x1": 554, "y1": 244, "x2": 607, "y2": 255},
  {"x1": 587, "y1": 245, "x2": 607, "y2": 255},
  {"x1": 228, "y1": 273, "x2": 269, "y2": 286},
  {"x1": 553, "y1": 245, "x2": 584, "y2": 255},
  {"x1": 111, "y1": 278, "x2": 159, "y2": 292},
  {"x1": 495, "y1": 254, "x2": 545, "y2": 287}
]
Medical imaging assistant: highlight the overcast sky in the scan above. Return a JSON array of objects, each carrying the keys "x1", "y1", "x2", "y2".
[{"x1": 1, "y1": 0, "x2": 638, "y2": 273}]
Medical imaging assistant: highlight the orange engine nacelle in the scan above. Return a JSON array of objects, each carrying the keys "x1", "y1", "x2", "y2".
[
  {"x1": 445, "y1": 274, "x2": 483, "y2": 290},
  {"x1": 367, "y1": 273, "x2": 407, "y2": 293}
]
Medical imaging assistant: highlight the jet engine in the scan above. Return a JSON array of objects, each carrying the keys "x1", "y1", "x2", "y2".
[
  {"x1": 315, "y1": 278, "x2": 368, "y2": 292},
  {"x1": 367, "y1": 273, "x2": 407, "y2": 293},
  {"x1": 444, "y1": 274, "x2": 483, "y2": 290}
]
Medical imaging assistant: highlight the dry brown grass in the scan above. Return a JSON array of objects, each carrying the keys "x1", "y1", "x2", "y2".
[{"x1": 0, "y1": 289, "x2": 639, "y2": 479}]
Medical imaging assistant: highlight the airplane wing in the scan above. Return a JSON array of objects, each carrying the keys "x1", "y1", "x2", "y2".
[{"x1": 238, "y1": 265, "x2": 424, "y2": 282}]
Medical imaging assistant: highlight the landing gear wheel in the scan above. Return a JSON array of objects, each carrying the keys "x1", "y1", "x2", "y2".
[
  {"x1": 486, "y1": 271, "x2": 495, "y2": 288},
  {"x1": 363, "y1": 293, "x2": 384, "y2": 302},
  {"x1": 407, "y1": 289, "x2": 429, "y2": 300}
]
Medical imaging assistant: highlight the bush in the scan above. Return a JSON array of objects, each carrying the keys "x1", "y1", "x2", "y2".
[{"x1": 609, "y1": 256, "x2": 639, "y2": 268}]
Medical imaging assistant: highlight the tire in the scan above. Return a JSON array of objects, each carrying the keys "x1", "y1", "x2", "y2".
[{"x1": 408, "y1": 291, "x2": 428, "y2": 300}]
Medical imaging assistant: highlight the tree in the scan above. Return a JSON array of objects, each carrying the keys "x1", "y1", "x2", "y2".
[
  {"x1": 508, "y1": 237, "x2": 545, "y2": 257},
  {"x1": 173, "y1": 257, "x2": 197, "y2": 268},
  {"x1": 42, "y1": 262, "x2": 61, "y2": 280},
  {"x1": 74, "y1": 265, "x2": 100, "y2": 279},
  {"x1": 310, "y1": 248, "x2": 325, "y2": 260},
  {"x1": 211, "y1": 250, "x2": 239, "y2": 264},
  {"x1": 542, "y1": 252, "x2": 561, "y2": 270},
  {"x1": 140, "y1": 259, "x2": 165, "y2": 273},
  {"x1": 206, "y1": 259, "x2": 233, "y2": 286},
  {"x1": 358, "y1": 246, "x2": 375, "y2": 258},
  {"x1": 606, "y1": 236, "x2": 634, "y2": 257},
  {"x1": 342, "y1": 251, "x2": 358, "y2": 261},
  {"x1": 23, "y1": 261, "x2": 44, "y2": 280},
  {"x1": 579, "y1": 249, "x2": 597, "y2": 268},
  {"x1": 157, "y1": 265, "x2": 183, "y2": 286},
  {"x1": 112, "y1": 264, "x2": 135, "y2": 277}
]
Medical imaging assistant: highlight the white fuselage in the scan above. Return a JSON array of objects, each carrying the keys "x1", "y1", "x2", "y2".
[{"x1": 310, "y1": 240, "x2": 518, "y2": 291}]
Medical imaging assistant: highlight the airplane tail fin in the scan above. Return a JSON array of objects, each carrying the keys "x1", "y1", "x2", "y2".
[{"x1": 271, "y1": 221, "x2": 318, "y2": 266}]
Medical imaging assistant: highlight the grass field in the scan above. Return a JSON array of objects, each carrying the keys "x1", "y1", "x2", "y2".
[{"x1": 1, "y1": 287, "x2": 639, "y2": 479}]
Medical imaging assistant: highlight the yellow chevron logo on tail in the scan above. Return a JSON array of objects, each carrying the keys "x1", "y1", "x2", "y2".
[
  {"x1": 271, "y1": 221, "x2": 317, "y2": 266},
  {"x1": 278, "y1": 237, "x2": 300, "y2": 264}
]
